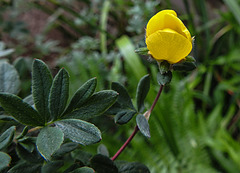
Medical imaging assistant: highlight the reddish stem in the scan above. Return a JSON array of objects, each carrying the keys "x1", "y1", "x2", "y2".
[
  {"x1": 111, "y1": 126, "x2": 139, "y2": 161},
  {"x1": 149, "y1": 85, "x2": 164, "y2": 114},
  {"x1": 111, "y1": 85, "x2": 164, "y2": 161}
]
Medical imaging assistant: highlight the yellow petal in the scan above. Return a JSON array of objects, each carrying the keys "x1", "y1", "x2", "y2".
[
  {"x1": 146, "y1": 29, "x2": 192, "y2": 64},
  {"x1": 146, "y1": 10, "x2": 177, "y2": 37},
  {"x1": 163, "y1": 13, "x2": 192, "y2": 42},
  {"x1": 146, "y1": 10, "x2": 192, "y2": 42}
]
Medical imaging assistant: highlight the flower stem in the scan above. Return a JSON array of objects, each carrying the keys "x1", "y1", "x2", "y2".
[
  {"x1": 149, "y1": 85, "x2": 164, "y2": 114},
  {"x1": 28, "y1": 126, "x2": 41, "y2": 133},
  {"x1": 111, "y1": 85, "x2": 164, "y2": 161},
  {"x1": 111, "y1": 126, "x2": 139, "y2": 161}
]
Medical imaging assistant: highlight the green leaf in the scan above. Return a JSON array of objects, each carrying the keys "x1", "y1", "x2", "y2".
[
  {"x1": 49, "y1": 68, "x2": 69, "y2": 120},
  {"x1": 135, "y1": 47, "x2": 149, "y2": 55},
  {"x1": 172, "y1": 61, "x2": 196, "y2": 71},
  {"x1": 0, "y1": 115, "x2": 15, "y2": 121},
  {"x1": 90, "y1": 154, "x2": 118, "y2": 173},
  {"x1": 55, "y1": 119, "x2": 101, "y2": 146},
  {"x1": 105, "y1": 84, "x2": 137, "y2": 124},
  {"x1": 185, "y1": 55, "x2": 196, "y2": 62},
  {"x1": 0, "y1": 48, "x2": 14, "y2": 57},
  {"x1": 52, "y1": 142, "x2": 78, "y2": 159},
  {"x1": 0, "y1": 126, "x2": 15, "y2": 150},
  {"x1": 41, "y1": 160, "x2": 64, "y2": 173},
  {"x1": 63, "y1": 163, "x2": 84, "y2": 173},
  {"x1": 36, "y1": 127, "x2": 64, "y2": 161},
  {"x1": 69, "y1": 167, "x2": 95, "y2": 173},
  {"x1": 16, "y1": 144, "x2": 43, "y2": 163},
  {"x1": 104, "y1": 102, "x2": 123, "y2": 115},
  {"x1": 0, "y1": 93, "x2": 44, "y2": 126},
  {"x1": 71, "y1": 149, "x2": 92, "y2": 166},
  {"x1": 114, "y1": 109, "x2": 136, "y2": 125},
  {"x1": 118, "y1": 162, "x2": 150, "y2": 173},
  {"x1": 67, "y1": 90, "x2": 118, "y2": 120},
  {"x1": 136, "y1": 75, "x2": 150, "y2": 113},
  {"x1": 158, "y1": 60, "x2": 170, "y2": 74},
  {"x1": 116, "y1": 36, "x2": 146, "y2": 80},
  {"x1": 0, "y1": 62, "x2": 20, "y2": 94},
  {"x1": 8, "y1": 162, "x2": 41, "y2": 173},
  {"x1": 23, "y1": 95, "x2": 34, "y2": 107},
  {"x1": 223, "y1": 0, "x2": 240, "y2": 25},
  {"x1": 136, "y1": 114, "x2": 150, "y2": 138},
  {"x1": 18, "y1": 137, "x2": 36, "y2": 152},
  {"x1": 64, "y1": 78, "x2": 97, "y2": 115},
  {"x1": 32, "y1": 59, "x2": 53, "y2": 123},
  {"x1": 112, "y1": 82, "x2": 135, "y2": 110},
  {"x1": 16, "y1": 126, "x2": 29, "y2": 140},
  {"x1": 157, "y1": 71, "x2": 172, "y2": 85},
  {"x1": 97, "y1": 144, "x2": 109, "y2": 157},
  {"x1": 0, "y1": 152, "x2": 11, "y2": 171},
  {"x1": 13, "y1": 57, "x2": 31, "y2": 77}
]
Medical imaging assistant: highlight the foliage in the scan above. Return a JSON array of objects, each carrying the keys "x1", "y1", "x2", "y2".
[
  {"x1": 0, "y1": 59, "x2": 153, "y2": 172},
  {"x1": 0, "y1": 60, "x2": 119, "y2": 172}
]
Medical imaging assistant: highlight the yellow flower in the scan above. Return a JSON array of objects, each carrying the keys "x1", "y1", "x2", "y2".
[{"x1": 146, "y1": 10, "x2": 192, "y2": 64}]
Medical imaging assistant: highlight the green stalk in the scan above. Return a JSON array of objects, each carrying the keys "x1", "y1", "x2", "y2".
[
  {"x1": 223, "y1": 0, "x2": 240, "y2": 25},
  {"x1": 100, "y1": 0, "x2": 110, "y2": 58},
  {"x1": 203, "y1": 66, "x2": 213, "y2": 113},
  {"x1": 194, "y1": 0, "x2": 211, "y2": 60},
  {"x1": 183, "y1": 0, "x2": 195, "y2": 34}
]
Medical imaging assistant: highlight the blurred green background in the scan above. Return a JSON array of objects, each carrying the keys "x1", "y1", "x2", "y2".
[{"x1": 1, "y1": 0, "x2": 240, "y2": 172}]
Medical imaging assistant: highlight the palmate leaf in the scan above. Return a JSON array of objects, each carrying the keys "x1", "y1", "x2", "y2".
[
  {"x1": 55, "y1": 119, "x2": 101, "y2": 146},
  {"x1": 63, "y1": 78, "x2": 97, "y2": 115},
  {"x1": 66, "y1": 90, "x2": 118, "y2": 120},
  {"x1": 136, "y1": 74, "x2": 150, "y2": 113},
  {"x1": 49, "y1": 68, "x2": 69, "y2": 120},
  {"x1": 0, "y1": 93, "x2": 44, "y2": 126},
  {"x1": 36, "y1": 127, "x2": 64, "y2": 161},
  {"x1": 32, "y1": 59, "x2": 53, "y2": 123}
]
